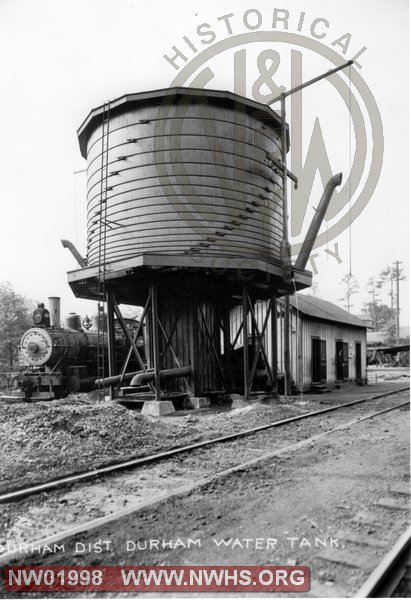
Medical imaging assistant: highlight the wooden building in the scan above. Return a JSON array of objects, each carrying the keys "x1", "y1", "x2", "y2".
[
  {"x1": 285, "y1": 295, "x2": 367, "y2": 391},
  {"x1": 231, "y1": 294, "x2": 367, "y2": 393}
]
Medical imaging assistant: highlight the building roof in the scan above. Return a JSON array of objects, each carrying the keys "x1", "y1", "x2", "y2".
[
  {"x1": 353, "y1": 313, "x2": 374, "y2": 328},
  {"x1": 289, "y1": 295, "x2": 367, "y2": 329}
]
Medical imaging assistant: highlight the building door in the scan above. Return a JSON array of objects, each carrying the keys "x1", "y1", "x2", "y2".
[
  {"x1": 312, "y1": 339, "x2": 327, "y2": 383},
  {"x1": 336, "y1": 341, "x2": 349, "y2": 381},
  {"x1": 355, "y1": 342, "x2": 362, "y2": 379},
  {"x1": 320, "y1": 340, "x2": 327, "y2": 382},
  {"x1": 312, "y1": 338, "x2": 321, "y2": 383}
]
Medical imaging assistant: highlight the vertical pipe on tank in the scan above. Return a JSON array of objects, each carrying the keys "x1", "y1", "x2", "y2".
[
  {"x1": 280, "y1": 94, "x2": 291, "y2": 397},
  {"x1": 48, "y1": 297, "x2": 61, "y2": 328}
]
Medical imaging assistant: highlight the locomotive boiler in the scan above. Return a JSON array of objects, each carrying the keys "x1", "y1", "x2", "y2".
[{"x1": 2, "y1": 297, "x2": 143, "y2": 401}]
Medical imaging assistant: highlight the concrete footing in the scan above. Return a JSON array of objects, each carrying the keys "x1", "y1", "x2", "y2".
[
  {"x1": 228, "y1": 393, "x2": 274, "y2": 407},
  {"x1": 228, "y1": 393, "x2": 250, "y2": 408},
  {"x1": 259, "y1": 393, "x2": 280, "y2": 403},
  {"x1": 184, "y1": 396, "x2": 211, "y2": 409},
  {"x1": 141, "y1": 400, "x2": 176, "y2": 416}
]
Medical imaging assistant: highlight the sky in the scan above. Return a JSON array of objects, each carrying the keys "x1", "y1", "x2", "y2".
[{"x1": 0, "y1": 0, "x2": 408, "y2": 326}]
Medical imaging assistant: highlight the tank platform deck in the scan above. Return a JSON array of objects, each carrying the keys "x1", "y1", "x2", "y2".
[{"x1": 67, "y1": 252, "x2": 312, "y2": 304}]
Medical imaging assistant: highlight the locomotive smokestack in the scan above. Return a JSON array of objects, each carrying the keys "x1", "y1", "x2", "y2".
[{"x1": 48, "y1": 297, "x2": 61, "y2": 329}]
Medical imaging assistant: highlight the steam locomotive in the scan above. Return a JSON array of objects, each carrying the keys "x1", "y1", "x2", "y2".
[{"x1": 1, "y1": 298, "x2": 144, "y2": 401}]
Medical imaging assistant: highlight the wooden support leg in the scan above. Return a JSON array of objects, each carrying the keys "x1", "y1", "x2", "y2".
[
  {"x1": 188, "y1": 298, "x2": 199, "y2": 397},
  {"x1": 223, "y1": 299, "x2": 232, "y2": 394},
  {"x1": 106, "y1": 289, "x2": 116, "y2": 401},
  {"x1": 271, "y1": 296, "x2": 278, "y2": 396},
  {"x1": 284, "y1": 294, "x2": 291, "y2": 396},
  {"x1": 151, "y1": 282, "x2": 161, "y2": 402},
  {"x1": 242, "y1": 285, "x2": 249, "y2": 400}
]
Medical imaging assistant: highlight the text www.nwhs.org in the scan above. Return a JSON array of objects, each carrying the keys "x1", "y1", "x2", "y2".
[{"x1": 6, "y1": 565, "x2": 310, "y2": 592}]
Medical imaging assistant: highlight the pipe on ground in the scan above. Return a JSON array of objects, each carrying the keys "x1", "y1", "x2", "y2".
[
  {"x1": 294, "y1": 173, "x2": 343, "y2": 272},
  {"x1": 94, "y1": 370, "x2": 153, "y2": 388},
  {"x1": 95, "y1": 366, "x2": 191, "y2": 388}
]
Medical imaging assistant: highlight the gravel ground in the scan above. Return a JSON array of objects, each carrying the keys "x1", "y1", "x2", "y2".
[
  {"x1": 1, "y1": 389, "x2": 407, "y2": 554},
  {"x1": 0, "y1": 381, "x2": 408, "y2": 494},
  {"x1": 0, "y1": 388, "x2": 409, "y2": 599},
  {"x1": 2, "y1": 398, "x2": 407, "y2": 599}
]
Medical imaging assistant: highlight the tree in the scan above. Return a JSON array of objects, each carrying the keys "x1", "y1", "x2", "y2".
[
  {"x1": 366, "y1": 276, "x2": 383, "y2": 331},
  {"x1": 363, "y1": 301, "x2": 396, "y2": 339},
  {"x1": 379, "y1": 264, "x2": 406, "y2": 342},
  {"x1": 379, "y1": 267, "x2": 395, "y2": 309},
  {"x1": 339, "y1": 274, "x2": 359, "y2": 313},
  {"x1": 0, "y1": 282, "x2": 34, "y2": 369}
]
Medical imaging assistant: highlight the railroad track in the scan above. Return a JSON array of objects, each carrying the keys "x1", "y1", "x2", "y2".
[
  {"x1": 1, "y1": 386, "x2": 408, "y2": 504},
  {"x1": 356, "y1": 526, "x2": 411, "y2": 597},
  {"x1": 310, "y1": 474, "x2": 410, "y2": 598},
  {"x1": 0, "y1": 394, "x2": 408, "y2": 567}
]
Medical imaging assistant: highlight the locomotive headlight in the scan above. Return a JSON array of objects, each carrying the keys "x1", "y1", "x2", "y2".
[{"x1": 33, "y1": 312, "x2": 42, "y2": 324}]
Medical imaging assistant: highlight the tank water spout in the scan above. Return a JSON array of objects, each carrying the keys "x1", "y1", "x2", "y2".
[
  {"x1": 294, "y1": 173, "x2": 343, "y2": 272},
  {"x1": 61, "y1": 239, "x2": 87, "y2": 268}
]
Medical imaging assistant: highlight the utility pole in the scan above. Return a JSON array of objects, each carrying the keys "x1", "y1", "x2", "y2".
[
  {"x1": 394, "y1": 260, "x2": 402, "y2": 344},
  {"x1": 390, "y1": 270, "x2": 395, "y2": 338},
  {"x1": 371, "y1": 280, "x2": 377, "y2": 331}
]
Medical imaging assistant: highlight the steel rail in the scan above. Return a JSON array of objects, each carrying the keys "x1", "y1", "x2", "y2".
[
  {"x1": 0, "y1": 386, "x2": 408, "y2": 504},
  {"x1": 356, "y1": 525, "x2": 411, "y2": 598},
  {"x1": 0, "y1": 400, "x2": 408, "y2": 567}
]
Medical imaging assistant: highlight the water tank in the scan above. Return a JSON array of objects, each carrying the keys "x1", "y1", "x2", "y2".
[{"x1": 77, "y1": 88, "x2": 287, "y2": 267}]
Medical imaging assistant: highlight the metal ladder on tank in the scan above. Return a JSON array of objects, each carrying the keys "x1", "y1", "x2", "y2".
[{"x1": 96, "y1": 100, "x2": 111, "y2": 398}]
